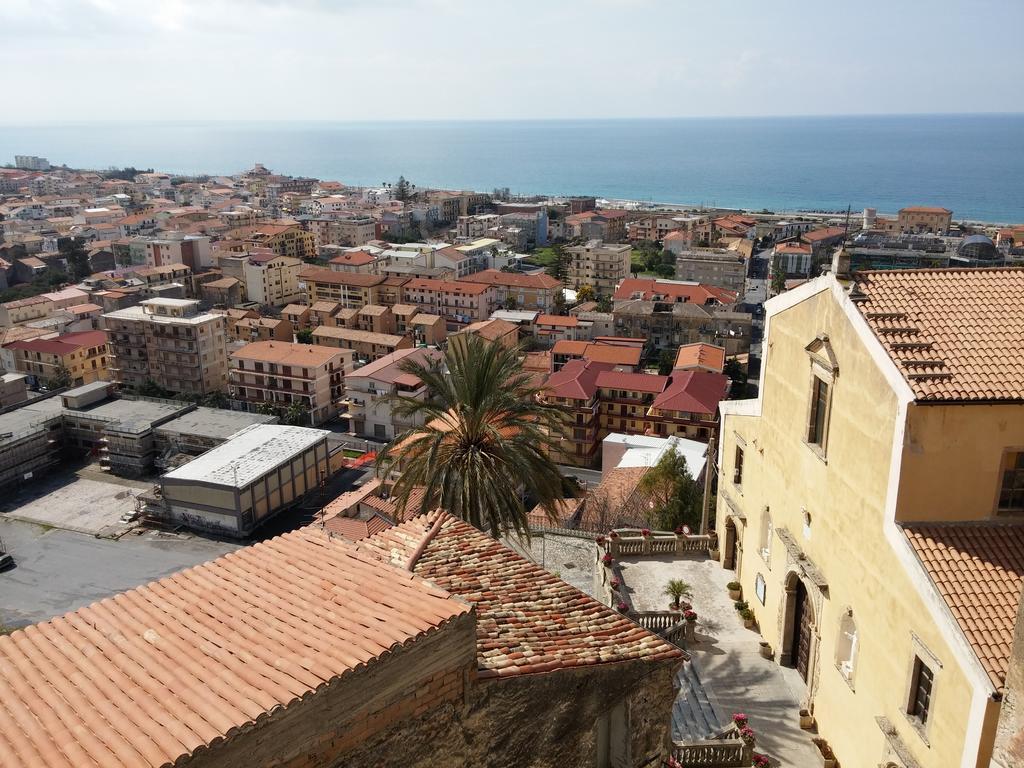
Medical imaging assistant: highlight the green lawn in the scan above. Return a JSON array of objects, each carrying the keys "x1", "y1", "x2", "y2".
[
  {"x1": 342, "y1": 449, "x2": 366, "y2": 459},
  {"x1": 528, "y1": 247, "x2": 559, "y2": 268}
]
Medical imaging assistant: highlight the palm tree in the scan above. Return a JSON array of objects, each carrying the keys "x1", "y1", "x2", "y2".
[
  {"x1": 375, "y1": 334, "x2": 572, "y2": 537},
  {"x1": 664, "y1": 579, "x2": 693, "y2": 610}
]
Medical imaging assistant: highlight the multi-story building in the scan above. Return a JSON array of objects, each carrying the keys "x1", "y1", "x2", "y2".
[
  {"x1": 342, "y1": 347, "x2": 441, "y2": 439},
  {"x1": 897, "y1": 205, "x2": 952, "y2": 234},
  {"x1": 224, "y1": 222, "x2": 317, "y2": 259},
  {"x1": 674, "y1": 247, "x2": 748, "y2": 294},
  {"x1": 565, "y1": 240, "x2": 633, "y2": 295},
  {"x1": 402, "y1": 278, "x2": 496, "y2": 329},
  {"x1": 218, "y1": 250, "x2": 302, "y2": 307},
  {"x1": 229, "y1": 340, "x2": 351, "y2": 425},
  {"x1": 773, "y1": 241, "x2": 814, "y2": 277},
  {"x1": 329, "y1": 216, "x2": 378, "y2": 246},
  {"x1": 542, "y1": 358, "x2": 608, "y2": 466},
  {"x1": 112, "y1": 233, "x2": 213, "y2": 270},
  {"x1": 7, "y1": 329, "x2": 110, "y2": 387},
  {"x1": 103, "y1": 298, "x2": 229, "y2": 395},
  {"x1": 299, "y1": 267, "x2": 387, "y2": 308},
  {"x1": 311, "y1": 325, "x2": 412, "y2": 363},
  {"x1": 716, "y1": 267, "x2": 1024, "y2": 768},
  {"x1": 460, "y1": 269, "x2": 563, "y2": 313},
  {"x1": 327, "y1": 248, "x2": 380, "y2": 274}
]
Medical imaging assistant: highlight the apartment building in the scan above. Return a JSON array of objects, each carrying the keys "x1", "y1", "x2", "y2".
[
  {"x1": 327, "y1": 248, "x2": 379, "y2": 273},
  {"x1": 565, "y1": 240, "x2": 633, "y2": 294},
  {"x1": 224, "y1": 222, "x2": 317, "y2": 259},
  {"x1": 218, "y1": 250, "x2": 303, "y2": 307},
  {"x1": 299, "y1": 267, "x2": 387, "y2": 308},
  {"x1": 773, "y1": 241, "x2": 814, "y2": 277},
  {"x1": 7, "y1": 329, "x2": 110, "y2": 387},
  {"x1": 112, "y1": 233, "x2": 213, "y2": 270},
  {"x1": 103, "y1": 298, "x2": 229, "y2": 395},
  {"x1": 402, "y1": 278, "x2": 496, "y2": 329},
  {"x1": 311, "y1": 325, "x2": 412, "y2": 363},
  {"x1": 229, "y1": 316, "x2": 293, "y2": 343},
  {"x1": 897, "y1": 205, "x2": 953, "y2": 234},
  {"x1": 229, "y1": 340, "x2": 351, "y2": 425},
  {"x1": 716, "y1": 268, "x2": 1024, "y2": 768},
  {"x1": 674, "y1": 247, "x2": 748, "y2": 294},
  {"x1": 342, "y1": 347, "x2": 441, "y2": 439},
  {"x1": 461, "y1": 269, "x2": 563, "y2": 312}
]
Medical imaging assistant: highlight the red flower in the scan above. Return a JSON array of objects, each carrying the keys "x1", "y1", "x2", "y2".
[
  {"x1": 684, "y1": 610, "x2": 697, "y2": 621},
  {"x1": 609, "y1": 531, "x2": 619, "y2": 539},
  {"x1": 752, "y1": 754, "x2": 770, "y2": 768},
  {"x1": 610, "y1": 578, "x2": 621, "y2": 588},
  {"x1": 641, "y1": 528, "x2": 651, "y2": 537},
  {"x1": 732, "y1": 713, "x2": 748, "y2": 727},
  {"x1": 596, "y1": 536, "x2": 606, "y2": 545},
  {"x1": 602, "y1": 553, "x2": 613, "y2": 565},
  {"x1": 616, "y1": 601, "x2": 629, "y2": 612}
]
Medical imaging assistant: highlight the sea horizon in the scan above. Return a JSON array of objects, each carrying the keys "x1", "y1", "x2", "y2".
[{"x1": 2, "y1": 113, "x2": 1022, "y2": 223}]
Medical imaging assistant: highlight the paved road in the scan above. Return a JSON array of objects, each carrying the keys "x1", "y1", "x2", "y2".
[{"x1": 0, "y1": 519, "x2": 239, "y2": 628}]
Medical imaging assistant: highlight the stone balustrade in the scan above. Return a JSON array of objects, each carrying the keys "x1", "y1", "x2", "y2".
[
  {"x1": 671, "y1": 738, "x2": 752, "y2": 767},
  {"x1": 601, "y1": 528, "x2": 713, "y2": 558}
]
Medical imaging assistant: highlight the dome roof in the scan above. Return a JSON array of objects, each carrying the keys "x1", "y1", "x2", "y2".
[{"x1": 957, "y1": 234, "x2": 998, "y2": 261}]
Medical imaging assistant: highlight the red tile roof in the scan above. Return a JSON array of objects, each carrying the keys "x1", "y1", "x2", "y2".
[
  {"x1": 323, "y1": 512, "x2": 393, "y2": 541},
  {"x1": 596, "y1": 371, "x2": 668, "y2": 394},
  {"x1": 612, "y1": 278, "x2": 737, "y2": 304},
  {"x1": 853, "y1": 268, "x2": 1024, "y2": 401},
  {"x1": 404, "y1": 278, "x2": 491, "y2": 295},
  {"x1": 544, "y1": 358, "x2": 613, "y2": 400},
  {"x1": 651, "y1": 371, "x2": 729, "y2": 414},
  {"x1": 801, "y1": 226, "x2": 846, "y2": 243},
  {"x1": 900, "y1": 206, "x2": 952, "y2": 214},
  {"x1": 6, "y1": 330, "x2": 107, "y2": 357},
  {"x1": 299, "y1": 267, "x2": 385, "y2": 287},
  {"x1": 328, "y1": 250, "x2": 376, "y2": 266},
  {"x1": 903, "y1": 522, "x2": 1024, "y2": 688},
  {"x1": 359, "y1": 512, "x2": 684, "y2": 678},
  {"x1": 673, "y1": 343, "x2": 726, "y2": 373},
  {"x1": 461, "y1": 269, "x2": 561, "y2": 290},
  {"x1": 536, "y1": 314, "x2": 579, "y2": 327},
  {"x1": 0, "y1": 527, "x2": 466, "y2": 768}
]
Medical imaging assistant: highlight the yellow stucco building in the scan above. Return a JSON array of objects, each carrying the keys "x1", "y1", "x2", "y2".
[{"x1": 716, "y1": 267, "x2": 1024, "y2": 768}]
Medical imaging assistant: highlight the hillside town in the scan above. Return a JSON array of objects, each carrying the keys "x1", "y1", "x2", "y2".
[{"x1": 1, "y1": 155, "x2": 1024, "y2": 768}]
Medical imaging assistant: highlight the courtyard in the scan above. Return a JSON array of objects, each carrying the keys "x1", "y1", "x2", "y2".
[{"x1": 618, "y1": 553, "x2": 822, "y2": 767}]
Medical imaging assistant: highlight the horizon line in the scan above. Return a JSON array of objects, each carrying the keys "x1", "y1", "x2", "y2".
[{"x1": 0, "y1": 111, "x2": 1022, "y2": 127}]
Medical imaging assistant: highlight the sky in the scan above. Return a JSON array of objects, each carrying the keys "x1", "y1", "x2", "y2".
[{"x1": 1, "y1": 0, "x2": 1022, "y2": 122}]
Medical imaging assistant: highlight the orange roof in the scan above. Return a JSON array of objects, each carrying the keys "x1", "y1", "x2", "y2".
[
  {"x1": 595, "y1": 371, "x2": 668, "y2": 394},
  {"x1": 461, "y1": 269, "x2": 561, "y2": 290},
  {"x1": 854, "y1": 268, "x2": 1024, "y2": 401},
  {"x1": 358, "y1": 512, "x2": 684, "y2": 678},
  {"x1": 775, "y1": 242, "x2": 812, "y2": 255},
  {"x1": 536, "y1": 314, "x2": 578, "y2": 327},
  {"x1": 651, "y1": 371, "x2": 729, "y2": 414},
  {"x1": 612, "y1": 278, "x2": 737, "y2": 304},
  {"x1": 299, "y1": 267, "x2": 385, "y2": 287},
  {"x1": 231, "y1": 340, "x2": 345, "y2": 367},
  {"x1": 578, "y1": 344, "x2": 642, "y2": 367},
  {"x1": 673, "y1": 343, "x2": 726, "y2": 373},
  {"x1": 904, "y1": 522, "x2": 1024, "y2": 688},
  {"x1": 0, "y1": 527, "x2": 466, "y2": 768},
  {"x1": 328, "y1": 250, "x2": 376, "y2": 266},
  {"x1": 551, "y1": 340, "x2": 589, "y2": 356},
  {"x1": 900, "y1": 206, "x2": 952, "y2": 215},
  {"x1": 323, "y1": 512, "x2": 393, "y2": 541},
  {"x1": 801, "y1": 226, "x2": 846, "y2": 243},
  {"x1": 544, "y1": 358, "x2": 613, "y2": 400},
  {"x1": 457, "y1": 318, "x2": 518, "y2": 342},
  {"x1": 405, "y1": 278, "x2": 491, "y2": 296}
]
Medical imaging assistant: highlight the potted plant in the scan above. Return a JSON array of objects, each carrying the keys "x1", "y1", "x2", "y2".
[
  {"x1": 732, "y1": 713, "x2": 749, "y2": 729},
  {"x1": 596, "y1": 535, "x2": 606, "y2": 546},
  {"x1": 759, "y1": 641, "x2": 773, "y2": 660},
  {"x1": 610, "y1": 578, "x2": 621, "y2": 590},
  {"x1": 664, "y1": 579, "x2": 693, "y2": 611},
  {"x1": 602, "y1": 553, "x2": 614, "y2": 566},
  {"x1": 734, "y1": 599, "x2": 749, "y2": 614},
  {"x1": 751, "y1": 754, "x2": 770, "y2": 768},
  {"x1": 799, "y1": 708, "x2": 815, "y2": 730},
  {"x1": 683, "y1": 609, "x2": 698, "y2": 642},
  {"x1": 641, "y1": 527, "x2": 651, "y2": 537},
  {"x1": 609, "y1": 531, "x2": 619, "y2": 540},
  {"x1": 739, "y1": 726, "x2": 756, "y2": 746},
  {"x1": 616, "y1": 601, "x2": 630, "y2": 613},
  {"x1": 727, "y1": 581, "x2": 742, "y2": 600},
  {"x1": 812, "y1": 738, "x2": 836, "y2": 768},
  {"x1": 740, "y1": 608, "x2": 755, "y2": 629}
]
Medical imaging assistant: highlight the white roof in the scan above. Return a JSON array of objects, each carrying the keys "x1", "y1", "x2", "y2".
[
  {"x1": 163, "y1": 424, "x2": 328, "y2": 488},
  {"x1": 605, "y1": 433, "x2": 707, "y2": 476},
  {"x1": 490, "y1": 309, "x2": 539, "y2": 323}
]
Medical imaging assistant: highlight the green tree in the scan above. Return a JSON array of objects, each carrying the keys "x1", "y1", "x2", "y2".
[
  {"x1": 61, "y1": 237, "x2": 92, "y2": 281},
  {"x1": 201, "y1": 390, "x2": 229, "y2": 409},
  {"x1": 545, "y1": 243, "x2": 567, "y2": 282},
  {"x1": 577, "y1": 284, "x2": 596, "y2": 303},
  {"x1": 295, "y1": 328, "x2": 314, "y2": 344},
  {"x1": 375, "y1": 334, "x2": 572, "y2": 538},
  {"x1": 138, "y1": 379, "x2": 170, "y2": 398},
  {"x1": 595, "y1": 294, "x2": 613, "y2": 313},
  {"x1": 638, "y1": 446, "x2": 703, "y2": 532},
  {"x1": 770, "y1": 255, "x2": 787, "y2": 296},
  {"x1": 503, "y1": 295, "x2": 519, "y2": 310},
  {"x1": 48, "y1": 365, "x2": 73, "y2": 389},
  {"x1": 551, "y1": 289, "x2": 567, "y2": 316},
  {"x1": 282, "y1": 401, "x2": 310, "y2": 426},
  {"x1": 657, "y1": 348, "x2": 676, "y2": 375},
  {"x1": 393, "y1": 176, "x2": 412, "y2": 202},
  {"x1": 255, "y1": 401, "x2": 280, "y2": 417}
]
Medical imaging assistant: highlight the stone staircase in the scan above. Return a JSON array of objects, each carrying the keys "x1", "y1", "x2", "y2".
[{"x1": 672, "y1": 657, "x2": 725, "y2": 742}]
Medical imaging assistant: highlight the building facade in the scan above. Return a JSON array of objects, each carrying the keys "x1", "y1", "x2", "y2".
[{"x1": 565, "y1": 241, "x2": 633, "y2": 295}]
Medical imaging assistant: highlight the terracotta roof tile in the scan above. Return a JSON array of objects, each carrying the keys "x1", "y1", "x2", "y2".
[
  {"x1": 903, "y1": 521, "x2": 1024, "y2": 688},
  {"x1": 613, "y1": 278, "x2": 737, "y2": 304},
  {"x1": 651, "y1": 371, "x2": 729, "y2": 414},
  {"x1": 854, "y1": 268, "x2": 1024, "y2": 401},
  {"x1": 673, "y1": 343, "x2": 726, "y2": 373},
  {"x1": 0, "y1": 527, "x2": 467, "y2": 768},
  {"x1": 359, "y1": 513, "x2": 684, "y2": 678}
]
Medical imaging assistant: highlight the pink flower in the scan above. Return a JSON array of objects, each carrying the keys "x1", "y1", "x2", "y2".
[
  {"x1": 752, "y1": 754, "x2": 770, "y2": 768},
  {"x1": 732, "y1": 713, "x2": 748, "y2": 727},
  {"x1": 596, "y1": 536, "x2": 606, "y2": 545},
  {"x1": 610, "y1": 578, "x2": 621, "y2": 588},
  {"x1": 616, "y1": 601, "x2": 629, "y2": 612},
  {"x1": 740, "y1": 726, "x2": 756, "y2": 740},
  {"x1": 602, "y1": 553, "x2": 613, "y2": 565},
  {"x1": 641, "y1": 528, "x2": 651, "y2": 537},
  {"x1": 684, "y1": 610, "x2": 697, "y2": 621},
  {"x1": 609, "y1": 531, "x2": 619, "y2": 539}
]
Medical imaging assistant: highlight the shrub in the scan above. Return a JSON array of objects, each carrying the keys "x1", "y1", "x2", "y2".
[
  {"x1": 732, "y1": 713, "x2": 748, "y2": 727},
  {"x1": 740, "y1": 608, "x2": 755, "y2": 621},
  {"x1": 684, "y1": 610, "x2": 697, "y2": 621},
  {"x1": 727, "y1": 581, "x2": 741, "y2": 591},
  {"x1": 734, "y1": 600, "x2": 749, "y2": 612}
]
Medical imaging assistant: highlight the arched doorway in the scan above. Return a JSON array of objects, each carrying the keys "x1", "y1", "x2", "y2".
[
  {"x1": 781, "y1": 572, "x2": 816, "y2": 683},
  {"x1": 723, "y1": 518, "x2": 737, "y2": 570}
]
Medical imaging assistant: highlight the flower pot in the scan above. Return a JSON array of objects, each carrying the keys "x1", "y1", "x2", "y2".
[
  {"x1": 743, "y1": 618, "x2": 755, "y2": 629},
  {"x1": 759, "y1": 641, "x2": 773, "y2": 660},
  {"x1": 799, "y1": 708, "x2": 815, "y2": 729},
  {"x1": 709, "y1": 547, "x2": 720, "y2": 560},
  {"x1": 728, "y1": 588, "x2": 741, "y2": 601}
]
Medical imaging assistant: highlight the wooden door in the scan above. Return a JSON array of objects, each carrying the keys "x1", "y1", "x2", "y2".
[{"x1": 794, "y1": 579, "x2": 813, "y2": 682}]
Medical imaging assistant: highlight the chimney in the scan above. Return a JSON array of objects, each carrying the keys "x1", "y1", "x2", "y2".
[{"x1": 831, "y1": 246, "x2": 851, "y2": 280}]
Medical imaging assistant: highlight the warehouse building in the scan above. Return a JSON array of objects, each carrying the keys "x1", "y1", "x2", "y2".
[{"x1": 151, "y1": 423, "x2": 330, "y2": 537}]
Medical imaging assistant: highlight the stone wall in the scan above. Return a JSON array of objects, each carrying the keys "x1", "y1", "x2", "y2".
[{"x1": 993, "y1": 597, "x2": 1024, "y2": 768}]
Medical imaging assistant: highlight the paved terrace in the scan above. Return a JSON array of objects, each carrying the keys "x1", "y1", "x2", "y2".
[{"x1": 617, "y1": 553, "x2": 821, "y2": 768}]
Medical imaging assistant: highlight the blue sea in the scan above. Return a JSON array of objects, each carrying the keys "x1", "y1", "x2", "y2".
[{"x1": 0, "y1": 114, "x2": 1021, "y2": 223}]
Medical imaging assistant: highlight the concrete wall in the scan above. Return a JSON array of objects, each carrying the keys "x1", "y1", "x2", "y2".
[
  {"x1": 993, "y1": 597, "x2": 1024, "y2": 768},
  {"x1": 715, "y1": 284, "x2": 989, "y2": 768}
]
